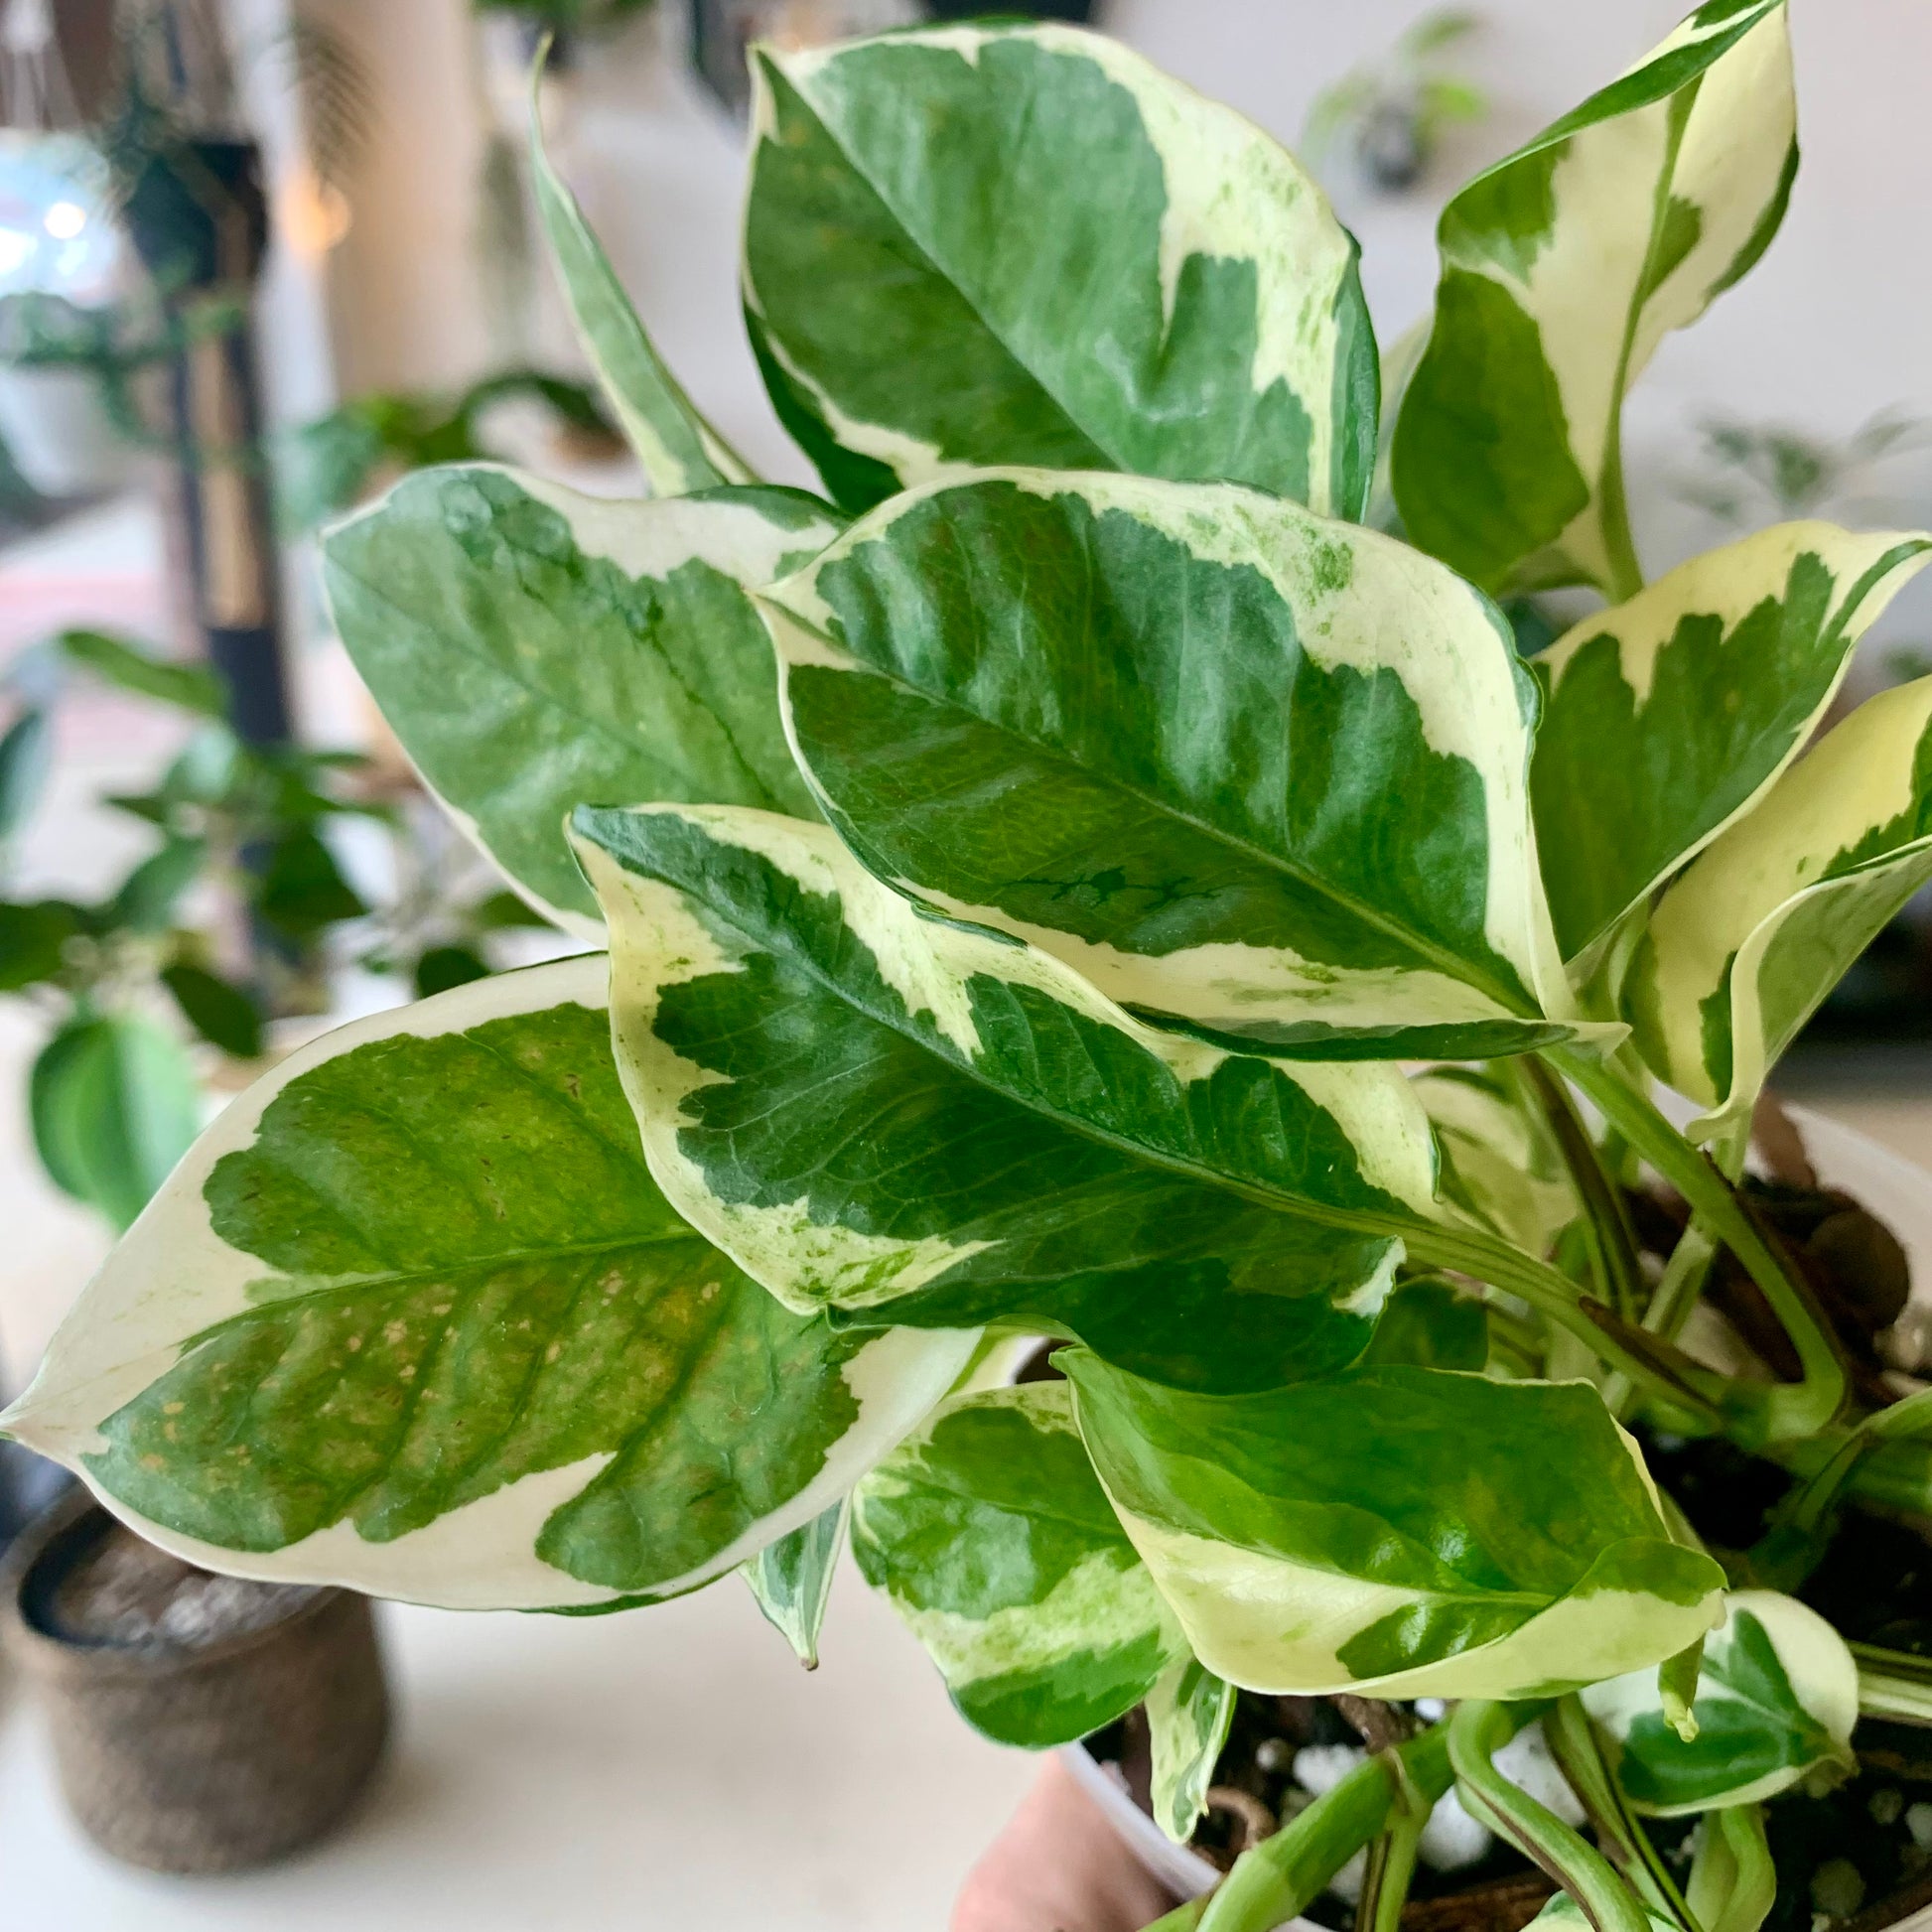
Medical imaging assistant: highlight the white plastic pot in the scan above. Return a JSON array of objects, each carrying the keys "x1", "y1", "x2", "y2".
[{"x1": 1060, "y1": 1101, "x2": 1932, "y2": 1924}]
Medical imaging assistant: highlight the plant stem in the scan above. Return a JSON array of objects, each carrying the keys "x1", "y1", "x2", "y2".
[
  {"x1": 1547, "y1": 1698, "x2": 1697, "y2": 1932},
  {"x1": 1449, "y1": 1701, "x2": 1652, "y2": 1932},
  {"x1": 1410, "y1": 1221, "x2": 1726, "y2": 1426},
  {"x1": 1144, "y1": 1903, "x2": 1208, "y2": 1932},
  {"x1": 1357, "y1": 1791, "x2": 1427, "y2": 1932},
  {"x1": 1851, "y1": 1642, "x2": 1932, "y2": 1724},
  {"x1": 1518, "y1": 1056, "x2": 1644, "y2": 1322},
  {"x1": 1753, "y1": 1385, "x2": 1932, "y2": 1587},
  {"x1": 1551, "y1": 1050, "x2": 1847, "y2": 1442},
  {"x1": 1642, "y1": 1220, "x2": 1720, "y2": 1345},
  {"x1": 1197, "y1": 1715, "x2": 1541, "y2": 1932}
]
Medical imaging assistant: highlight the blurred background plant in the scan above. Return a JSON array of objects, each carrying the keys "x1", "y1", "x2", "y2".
[
  {"x1": 277, "y1": 364, "x2": 614, "y2": 532},
  {"x1": 1301, "y1": 8, "x2": 1487, "y2": 194},
  {"x1": 0, "y1": 626, "x2": 557, "y2": 1231}
]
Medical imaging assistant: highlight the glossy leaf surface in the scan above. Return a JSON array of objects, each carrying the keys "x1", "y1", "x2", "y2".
[
  {"x1": 1393, "y1": 0, "x2": 1795, "y2": 594},
  {"x1": 1581, "y1": 1590, "x2": 1857, "y2": 1813},
  {"x1": 575, "y1": 802, "x2": 1433, "y2": 1394},
  {"x1": 765, "y1": 471, "x2": 1606, "y2": 1061},
  {"x1": 324, "y1": 467, "x2": 836, "y2": 930},
  {"x1": 743, "y1": 25, "x2": 1376, "y2": 515},
  {"x1": 1625, "y1": 677, "x2": 1932, "y2": 1136},
  {"x1": 850, "y1": 1382, "x2": 1183, "y2": 1746},
  {"x1": 1533, "y1": 524, "x2": 1929, "y2": 959},
  {"x1": 1066, "y1": 1350, "x2": 1725, "y2": 1699},
  {"x1": 2, "y1": 960, "x2": 973, "y2": 1608}
]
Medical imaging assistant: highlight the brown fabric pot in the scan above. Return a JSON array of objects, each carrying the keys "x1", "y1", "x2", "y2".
[{"x1": 0, "y1": 1490, "x2": 389, "y2": 1872}]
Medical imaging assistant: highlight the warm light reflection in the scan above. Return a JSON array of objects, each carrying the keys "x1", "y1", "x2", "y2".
[{"x1": 42, "y1": 201, "x2": 86, "y2": 240}]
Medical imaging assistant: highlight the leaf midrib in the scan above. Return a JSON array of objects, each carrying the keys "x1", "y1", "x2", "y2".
[
  {"x1": 328, "y1": 530, "x2": 786, "y2": 819},
  {"x1": 617, "y1": 828, "x2": 1434, "y2": 1249},
  {"x1": 766, "y1": 60, "x2": 1126, "y2": 475},
  {"x1": 784, "y1": 617, "x2": 1535, "y2": 1020}
]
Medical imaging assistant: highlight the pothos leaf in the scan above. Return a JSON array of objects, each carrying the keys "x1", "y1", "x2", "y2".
[
  {"x1": 1148, "y1": 1655, "x2": 1237, "y2": 1843},
  {"x1": 322, "y1": 466, "x2": 839, "y2": 932},
  {"x1": 1393, "y1": 0, "x2": 1796, "y2": 595},
  {"x1": 742, "y1": 1498, "x2": 846, "y2": 1671},
  {"x1": 1580, "y1": 1590, "x2": 1858, "y2": 1813},
  {"x1": 1533, "y1": 524, "x2": 1930, "y2": 961},
  {"x1": 1064, "y1": 1349, "x2": 1725, "y2": 1701},
  {"x1": 1624, "y1": 677, "x2": 1932, "y2": 1139},
  {"x1": 529, "y1": 69, "x2": 751, "y2": 495},
  {"x1": 743, "y1": 24, "x2": 1377, "y2": 517},
  {"x1": 850, "y1": 1382, "x2": 1185, "y2": 1746},
  {"x1": 0, "y1": 959, "x2": 974, "y2": 1609},
  {"x1": 574, "y1": 801, "x2": 1434, "y2": 1396},
  {"x1": 762, "y1": 471, "x2": 1615, "y2": 1062}
]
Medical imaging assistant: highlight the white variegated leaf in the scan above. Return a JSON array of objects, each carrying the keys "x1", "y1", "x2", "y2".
[
  {"x1": 1415, "y1": 1065, "x2": 1578, "y2": 1258},
  {"x1": 1625, "y1": 677, "x2": 1932, "y2": 1138},
  {"x1": 761, "y1": 469, "x2": 1619, "y2": 1062},
  {"x1": 1581, "y1": 1589, "x2": 1858, "y2": 1813},
  {"x1": 1066, "y1": 1350, "x2": 1725, "y2": 1702},
  {"x1": 572, "y1": 801, "x2": 1439, "y2": 1397},
  {"x1": 1534, "y1": 523, "x2": 1930, "y2": 960},
  {"x1": 322, "y1": 466, "x2": 838, "y2": 932},
  {"x1": 743, "y1": 1498, "x2": 847, "y2": 1670},
  {"x1": 743, "y1": 25, "x2": 1376, "y2": 516},
  {"x1": 850, "y1": 1383, "x2": 1185, "y2": 1747},
  {"x1": 0, "y1": 959, "x2": 973, "y2": 1610},
  {"x1": 1148, "y1": 1655, "x2": 1236, "y2": 1842},
  {"x1": 1394, "y1": 0, "x2": 1796, "y2": 596},
  {"x1": 530, "y1": 83, "x2": 751, "y2": 495}
]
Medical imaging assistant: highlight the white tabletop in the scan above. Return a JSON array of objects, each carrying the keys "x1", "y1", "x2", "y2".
[{"x1": 0, "y1": 1556, "x2": 1033, "y2": 1929}]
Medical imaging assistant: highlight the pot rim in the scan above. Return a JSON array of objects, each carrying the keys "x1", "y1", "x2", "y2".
[{"x1": 0, "y1": 1487, "x2": 350, "y2": 1678}]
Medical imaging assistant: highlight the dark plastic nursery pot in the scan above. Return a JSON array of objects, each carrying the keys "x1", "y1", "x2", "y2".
[{"x1": 0, "y1": 1490, "x2": 389, "y2": 1873}]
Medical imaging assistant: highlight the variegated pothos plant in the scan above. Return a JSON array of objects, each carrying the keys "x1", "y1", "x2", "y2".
[{"x1": 9, "y1": 12, "x2": 1932, "y2": 1931}]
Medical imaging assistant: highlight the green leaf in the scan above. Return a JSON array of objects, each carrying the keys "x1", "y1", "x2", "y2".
[
  {"x1": 1533, "y1": 525, "x2": 1931, "y2": 959},
  {"x1": 742, "y1": 1497, "x2": 846, "y2": 1670},
  {"x1": 108, "y1": 836, "x2": 207, "y2": 934},
  {"x1": 1148, "y1": 1655, "x2": 1236, "y2": 1842},
  {"x1": 1359, "y1": 1277, "x2": 1490, "y2": 1372},
  {"x1": 59, "y1": 629, "x2": 227, "y2": 718},
  {"x1": 763, "y1": 472, "x2": 1615, "y2": 1062},
  {"x1": 30, "y1": 1016, "x2": 203, "y2": 1230},
  {"x1": 573, "y1": 802, "x2": 1430, "y2": 1396},
  {"x1": 1064, "y1": 1350, "x2": 1725, "y2": 1699},
  {"x1": 160, "y1": 962, "x2": 264, "y2": 1059},
  {"x1": 413, "y1": 944, "x2": 490, "y2": 999},
  {"x1": 0, "y1": 897, "x2": 82, "y2": 992},
  {"x1": 528, "y1": 62, "x2": 751, "y2": 494},
  {"x1": 255, "y1": 827, "x2": 366, "y2": 940},
  {"x1": 1624, "y1": 676, "x2": 1932, "y2": 1138},
  {"x1": 1393, "y1": 0, "x2": 1796, "y2": 595},
  {"x1": 1580, "y1": 1590, "x2": 1857, "y2": 1813},
  {"x1": 0, "y1": 960, "x2": 975, "y2": 1607},
  {"x1": 743, "y1": 25, "x2": 1377, "y2": 517},
  {"x1": 323, "y1": 466, "x2": 838, "y2": 931},
  {"x1": 0, "y1": 707, "x2": 52, "y2": 842},
  {"x1": 851, "y1": 1383, "x2": 1185, "y2": 1746}
]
